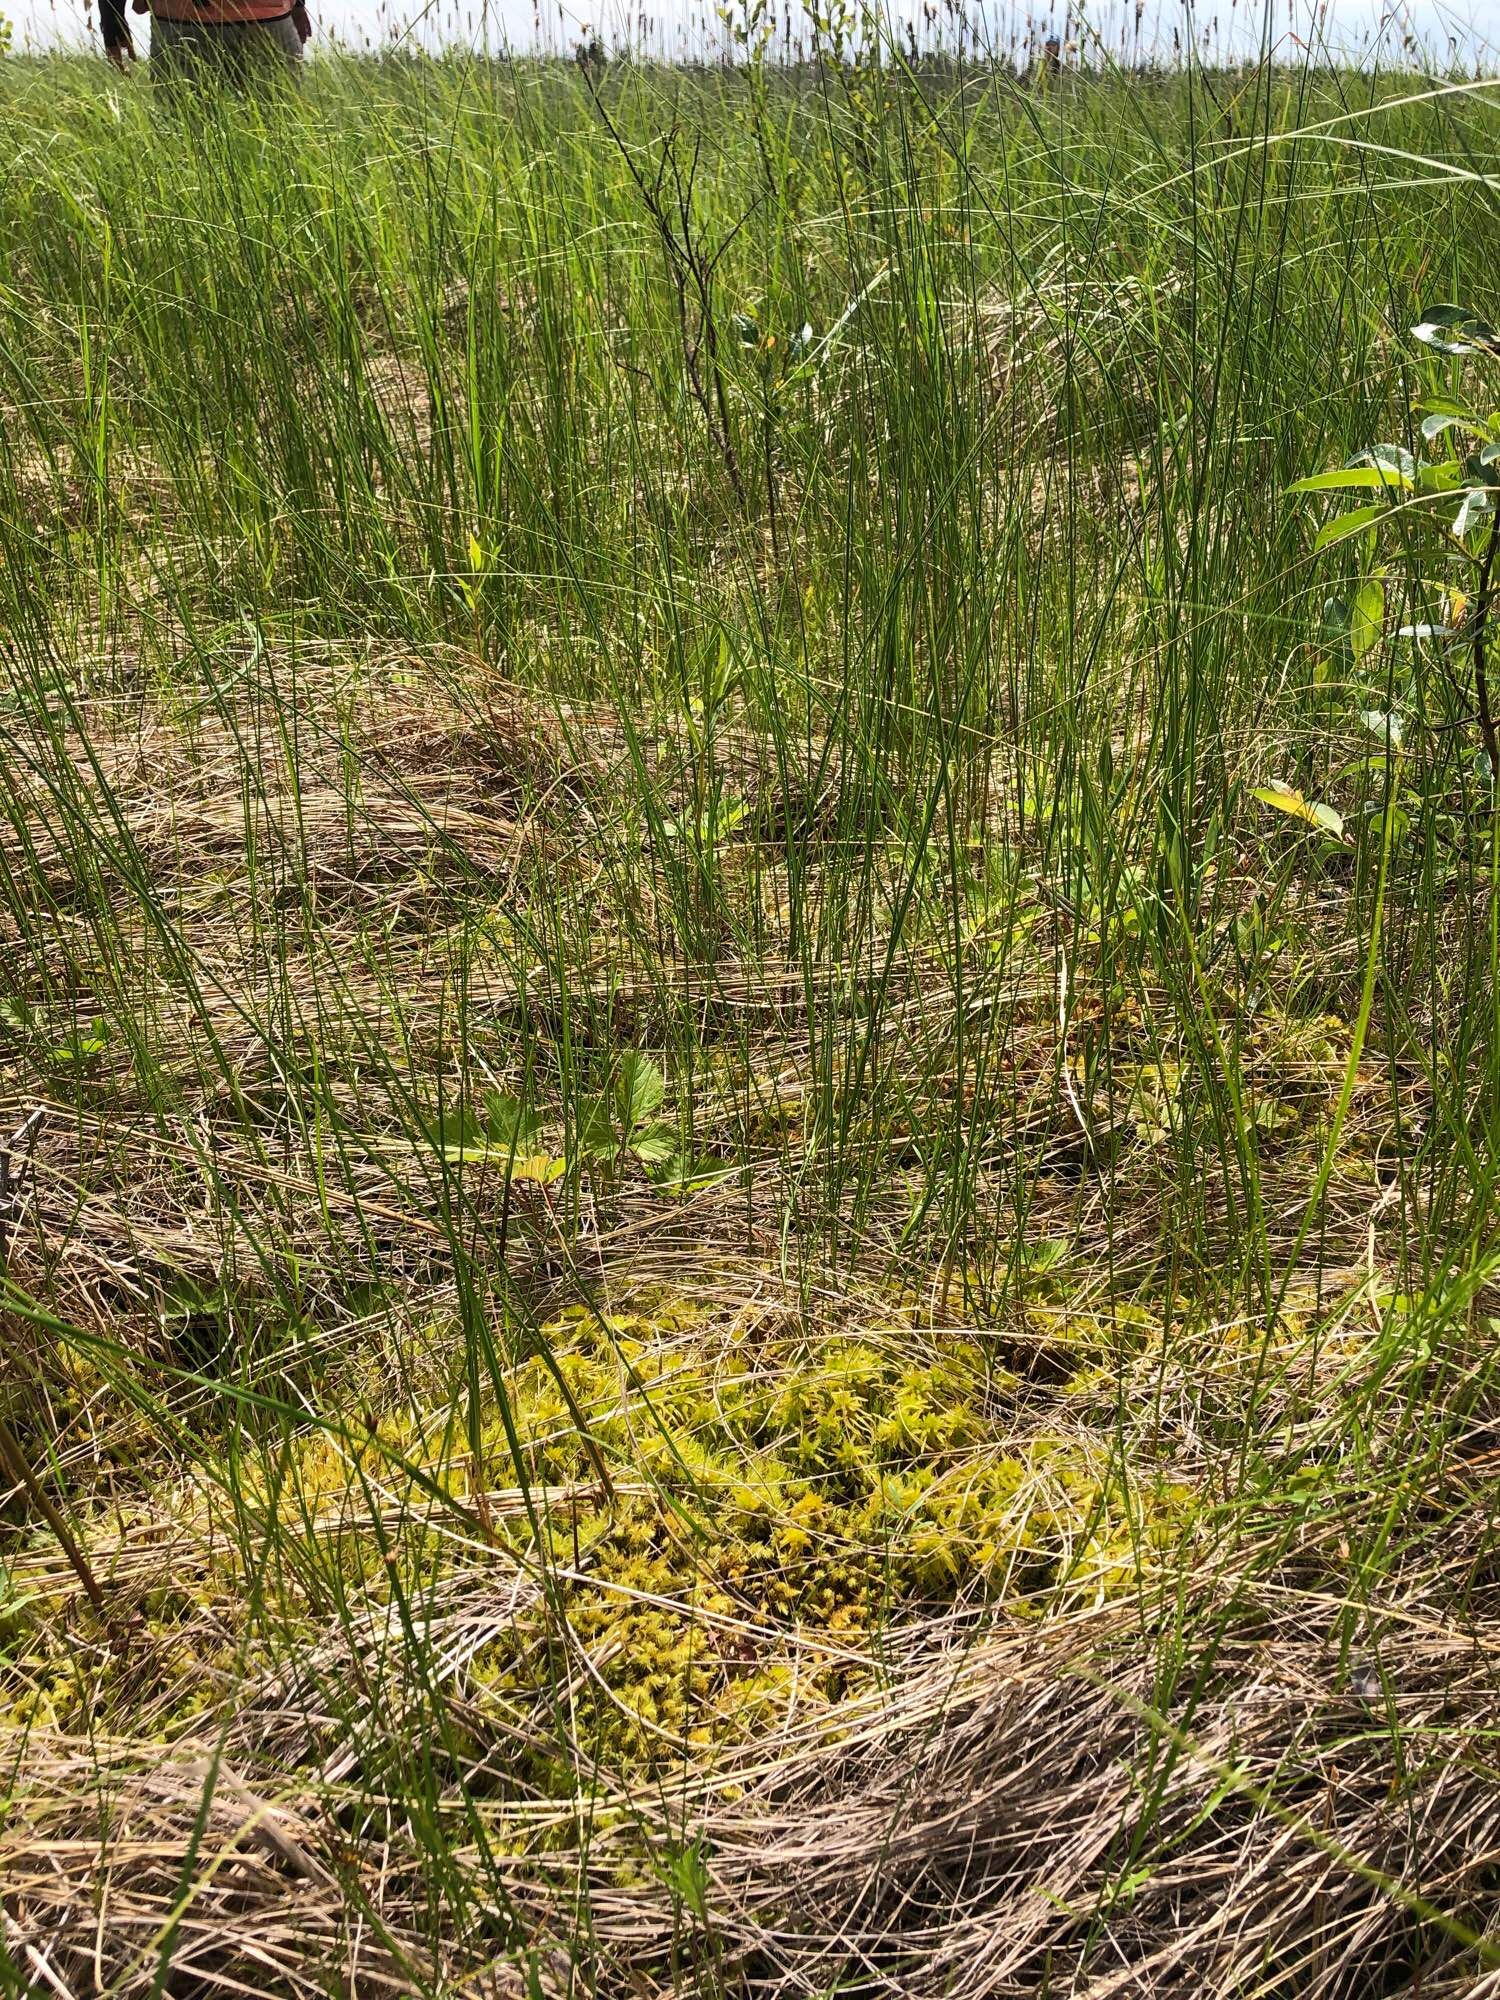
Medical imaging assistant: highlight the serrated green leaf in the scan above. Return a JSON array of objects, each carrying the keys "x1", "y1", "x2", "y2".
[
  {"x1": 575, "y1": 1094, "x2": 617, "y2": 1157},
  {"x1": 422, "y1": 1100, "x2": 486, "y2": 1155},
  {"x1": 630, "y1": 1120, "x2": 678, "y2": 1163},
  {"x1": 480, "y1": 1088, "x2": 541, "y2": 1153},
  {"x1": 651, "y1": 1150, "x2": 736, "y2": 1194},
  {"x1": 617, "y1": 1053, "x2": 665, "y2": 1129}
]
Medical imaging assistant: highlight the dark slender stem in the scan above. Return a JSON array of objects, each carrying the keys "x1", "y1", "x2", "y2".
[
  {"x1": 0, "y1": 1411, "x2": 106, "y2": 1617},
  {"x1": 1473, "y1": 513, "x2": 1500, "y2": 780},
  {"x1": 579, "y1": 70, "x2": 746, "y2": 505}
]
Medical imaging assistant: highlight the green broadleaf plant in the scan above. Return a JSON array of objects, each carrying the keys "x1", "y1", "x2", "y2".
[{"x1": 1291, "y1": 303, "x2": 1500, "y2": 785}]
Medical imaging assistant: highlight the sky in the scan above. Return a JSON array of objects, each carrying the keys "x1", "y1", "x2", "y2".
[{"x1": 6, "y1": 0, "x2": 1498, "y2": 71}]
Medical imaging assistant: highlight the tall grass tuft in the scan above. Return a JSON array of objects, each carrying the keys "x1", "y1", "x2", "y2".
[{"x1": 1, "y1": 26, "x2": 1500, "y2": 1997}]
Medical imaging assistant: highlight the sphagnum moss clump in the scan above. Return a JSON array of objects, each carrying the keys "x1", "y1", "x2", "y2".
[
  {"x1": 0, "y1": 1288, "x2": 1200, "y2": 1768},
  {"x1": 0, "y1": 1251, "x2": 1403, "y2": 1790}
]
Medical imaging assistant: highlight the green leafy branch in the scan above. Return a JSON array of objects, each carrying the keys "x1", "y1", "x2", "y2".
[{"x1": 1290, "y1": 302, "x2": 1500, "y2": 788}]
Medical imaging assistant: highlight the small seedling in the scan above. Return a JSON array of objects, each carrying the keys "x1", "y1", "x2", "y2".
[{"x1": 424, "y1": 1089, "x2": 566, "y2": 1184}]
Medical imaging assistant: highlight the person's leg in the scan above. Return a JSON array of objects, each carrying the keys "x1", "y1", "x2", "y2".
[
  {"x1": 221, "y1": 16, "x2": 303, "y2": 78},
  {"x1": 150, "y1": 14, "x2": 302, "y2": 86},
  {"x1": 258, "y1": 13, "x2": 304, "y2": 68},
  {"x1": 148, "y1": 13, "x2": 211, "y2": 84}
]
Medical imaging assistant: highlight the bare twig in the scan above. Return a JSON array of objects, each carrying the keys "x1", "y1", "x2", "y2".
[{"x1": 580, "y1": 74, "x2": 748, "y2": 505}]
